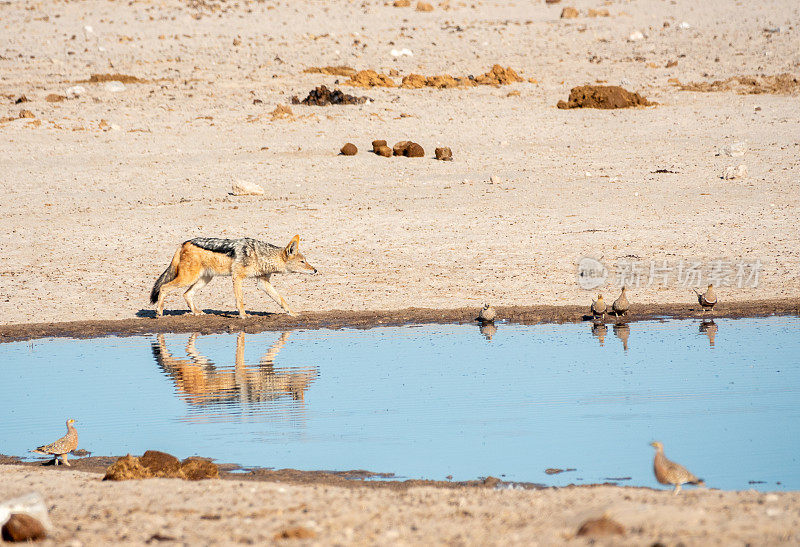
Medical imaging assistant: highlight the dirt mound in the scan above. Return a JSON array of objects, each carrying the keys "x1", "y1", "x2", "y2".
[
  {"x1": 474, "y1": 65, "x2": 524, "y2": 86},
  {"x1": 303, "y1": 66, "x2": 356, "y2": 78},
  {"x1": 401, "y1": 73, "x2": 466, "y2": 89},
  {"x1": 557, "y1": 85, "x2": 653, "y2": 109},
  {"x1": 680, "y1": 73, "x2": 800, "y2": 95},
  {"x1": 344, "y1": 70, "x2": 396, "y2": 88},
  {"x1": 103, "y1": 452, "x2": 219, "y2": 481},
  {"x1": 79, "y1": 73, "x2": 146, "y2": 84},
  {"x1": 291, "y1": 85, "x2": 369, "y2": 105},
  {"x1": 576, "y1": 516, "x2": 626, "y2": 537},
  {"x1": 435, "y1": 147, "x2": 453, "y2": 161}
]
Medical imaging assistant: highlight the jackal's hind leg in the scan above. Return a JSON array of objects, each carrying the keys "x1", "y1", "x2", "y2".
[
  {"x1": 184, "y1": 275, "x2": 211, "y2": 316},
  {"x1": 233, "y1": 274, "x2": 247, "y2": 318},
  {"x1": 258, "y1": 277, "x2": 297, "y2": 317}
]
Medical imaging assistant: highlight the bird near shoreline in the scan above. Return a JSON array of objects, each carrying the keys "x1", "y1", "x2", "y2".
[
  {"x1": 477, "y1": 303, "x2": 496, "y2": 323},
  {"x1": 612, "y1": 287, "x2": 630, "y2": 317},
  {"x1": 650, "y1": 441, "x2": 704, "y2": 495},
  {"x1": 694, "y1": 284, "x2": 717, "y2": 314},
  {"x1": 590, "y1": 294, "x2": 606, "y2": 320},
  {"x1": 32, "y1": 419, "x2": 78, "y2": 466}
]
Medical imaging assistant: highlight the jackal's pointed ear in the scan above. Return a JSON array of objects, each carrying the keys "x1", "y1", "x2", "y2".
[{"x1": 285, "y1": 234, "x2": 300, "y2": 257}]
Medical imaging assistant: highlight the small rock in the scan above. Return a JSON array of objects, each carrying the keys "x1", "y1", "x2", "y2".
[
  {"x1": 722, "y1": 164, "x2": 747, "y2": 180},
  {"x1": 376, "y1": 145, "x2": 392, "y2": 157},
  {"x1": 340, "y1": 143, "x2": 358, "y2": 156},
  {"x1": 18, "y1": 110, "x2": 35, "y2": 119},
  {"x1": 679, "y1": 21, "x2": 691, "y2": 29},
  {"x1": 722, "y1": 141, "x2": 747, "y2": 157},
  {"x1": 560, "y1": 7, "x2": 579, "y2": 18},
  {"x1": 628, "y1": 30, "x2": 644, "y2": 41},
  {"x1": 390, "y1": 48, "x2": 413, "y2": 57},
  {"x1": 231, "y1": 180, "x2": 266, "y2": 195},
  {"x1": 416, "y1": 1, "x2": 433, "y2": 11},
  {"x1": 14, "y1": 96, "x2": 28, "y2": 104},
  {"x1": 393, "y1": 0, "x2": 410, "y2": 6},
  {"x1": 66, "y1": 85, "x2": 86, "y2": 98},
  {"x1": 489, "y1": 175, "x2": 503, "y2": 184},
  {"x1": 2, "y1": 514, "x2": 47, "y2": 542},
  {"x1": 232, "y1": 37, "x2": 241, "y2": 46},
  {"x1": 372, "y1": 139, "x2": 387, "y2": 152},
  {"x1": 587, "y1": 8, "x2": 609, "y2": 16},
  {"x1": 270, "y1": 105, "x2": 293, "y2": 120},
  {"x1": 545, "y1": 0, "x2": 561, "y2": 3},
  {"x1": 576, "y1": 516, "x2": 625, "y2": 537},
  {"x1": 404, "y1": 142, "x2": 424, "y2": 157},
  {"x1": 45, "y1": 94, "x2": 66, "y2": 102},
  {"x1": 104, "y1": 81, "x2": 126, "y2": 92},
  {"x1": 393, "y1": 140, "x2": 412, "y2": 156},
  {"x1": 435, "y1": 147, "x2": 453, "y2": 161}
]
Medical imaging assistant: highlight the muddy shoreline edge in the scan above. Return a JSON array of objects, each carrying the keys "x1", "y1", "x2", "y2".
[{"x1": 0, "y1": 298, "x2": 798, "y2": 342}]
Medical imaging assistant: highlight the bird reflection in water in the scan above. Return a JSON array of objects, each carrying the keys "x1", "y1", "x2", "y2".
[
  {"x1": 699, "y1": 319, "x2": 718, "y2": 348},
  {"x1": 591, "y1": 322, "x2": 608, "y2": 346},
  {"x1": 613, "y1": 323, "x2": 630, "y2": 351},
  {"x1": 151, "y1": 332, "x2": 318, "y2": 408},
  {"x1": 479, "y1": 322, "x2": 497, "y2": 341}
]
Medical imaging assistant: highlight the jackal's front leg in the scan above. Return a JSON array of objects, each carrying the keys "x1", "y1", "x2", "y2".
[
  {"x1": 233, "y1": 274, "x2": 247, "y2": 318},
  {"x1": 258, "y1": 277, "x2": 298, "y2": 317}
]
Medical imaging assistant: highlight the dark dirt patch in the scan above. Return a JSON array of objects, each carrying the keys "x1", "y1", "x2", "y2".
[
  {"x1": 577, "y1": 516, "x2": 626, "y2": 537},
  {"x1": 78, "y1": 73, "x2": 147, "y2": 84},
  {"x1": 291, "y1": 85, "x2": 369, "y2": 105},
  {"x1": 0, "y1": 300, "x2": 797, "y2": 343},
  {"x1": 680, "y1": 73, "x2": 800, "y2": 95},
  {"x1": 557, "y1": 85, "x2": 653, "y2": 109}
]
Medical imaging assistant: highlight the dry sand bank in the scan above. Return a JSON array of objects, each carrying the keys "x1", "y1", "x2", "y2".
[
  {"x1": 2, "y1": 465, "x2": 799, "y2": 545},
  {"x1": 1, "y1": 0, "x2": 799, "y2": 326}
]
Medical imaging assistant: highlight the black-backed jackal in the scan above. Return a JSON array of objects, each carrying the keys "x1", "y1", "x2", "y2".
[{"x1": 150, "y1": 235, "x2": 317, "y2": 318}]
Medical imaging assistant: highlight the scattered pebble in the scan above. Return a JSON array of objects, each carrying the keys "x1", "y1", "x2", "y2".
[
  {"x1": 435, "y1": 147, "x2": 453, "y2": 161},
  {"x1": 722, "y1": 141, "x2": 747, "y2": 157},
  {"x1": 489, "y1": 175, "x2": 503, "y2": 184},
  {"x1": 376, "y1": 145, "x2": 392, "y2": 157},
  {"x1": 679, "y1": 21, "x2": 691, "y2": 29},
  {"x1": 392, "y1": 0, "x2": 410, "y2": 6},
  {"x1": 628, "y1": 30, "x2": 644, "y2": 41},
  {"x1": 405, "y1": 142, "x2": 424, "y2": 157},
  {"x1": 587, "y1": 8, "x2": 609, "y2": 17},
  {"x1": 340, "y1": 143, "x2": 358, "y2": 156},
  {"x1": 416, "y1": 1, "x2": 433, "y2": 11},
  {"x1": 18, "y1": 110, "x2": 35, "y2": 119},
  {"x1": 372, "y1": 139, "x2": 387, "y2": 152},
  {"x1": 14, "y1": 95, "x2": 28, "y2": 104},
  {"x1": 270, "y1": 104, "x2": 293, "y2": 120},
  {"x1": 1, "y1": 514, "x2": 47, "y2": 542},
  {"x1": 66, "y1": 85, "x2": 86, "y2": 98},
  {"x1": 45, "y1": 94, "x2": 66, "y2": 102},
  {"x1": 393, "y1": 141, "x2": 412, "y2": 156},
  {"x1": 104, "y1": 81, "x2": 126, "y2": 93},
  {"x1": 390, "y1": 48, "x2": 414, "y2": 57},
  {"x1": 274, "y1": 527, "x2": 317, "y2": 540},
  {"x1": 722, "y1": 164, "x2": 747, "y2": 180},
  {"x1": 560, "y1": 7, "x2": 579, "y2": 18},
  {"x1": 231, "y1": 180, "x2": 266, "y2": 195}
]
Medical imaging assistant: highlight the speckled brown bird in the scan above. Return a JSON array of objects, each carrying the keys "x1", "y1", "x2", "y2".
[
  {"x1": 650, "y1": 441, "x2": 704, "y2": 494},
  {"x1": 32, "y1": 419, "x2": 78, "y2": 466},
  {"x1": 693, "y1": 284, "x2": 717, "y2": 314},
  {"x1": 590, "y1": 294, "x2": 606, "y2": 320},
  {"x1": 612, "y1": 287, "x2": 629, "y2": 317},
  {"x1": 477, "y1": 303, "x2": 496, "y2": 323}
]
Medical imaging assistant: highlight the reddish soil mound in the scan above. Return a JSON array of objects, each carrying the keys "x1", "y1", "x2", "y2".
[{"x1": 557, "y1": 85, "x2": 653, "y2": 109}]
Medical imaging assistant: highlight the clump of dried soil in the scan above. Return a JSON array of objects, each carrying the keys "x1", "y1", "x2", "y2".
[
  {"x1": 576, "y1": 516, "x2": 626, "y2": 537},
  {"x1": 103, "y1": 451, "x2": 219, "y2": 481},
  {"x1": 557, "y1": 85, "x2": 653, "y2": 109},
  {"x1": 680, "y1": 73, "x2": 800, "y2": 95},
  {"x1": 401, "y1": 73, "x2": 466, "y2": 89},
  {"x1": 291, "y1": 85, "x2": 369, "y2": 106},
  {"x1": 78, "y1": 73, "x2": 147, "y2": 84},
  {"x1": 340, "y1": 143, "x2": 358, "y2": 156},
  {"x1": 303, "y1": 66, "x2": 357, "y2": 78},
  {"x1": 344, "y1": 70, "x2": 396, "y2": 88},
  {"x1": 473, "y1": 65, "x2": 524, "y2": 85}
]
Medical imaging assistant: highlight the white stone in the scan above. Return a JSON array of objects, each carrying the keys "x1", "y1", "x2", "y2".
[
  {"x1": 66, "y1": 85, "x2": 86, "y2": 98},
  {"x1": 679, "y1": 21, "x2": 691, "y2": 30},
  {"x1": 722, "y1": 164, "x2": 747, "y2": 180},
  {"x1": 231, "y1": 180, "x2": 265, "y2": 196},
  {"x1": 628, "y1": 31, "x2": 644, "y2": 41},
  {"x1": 722, "y1": 141, "x2": 747, "y2": 157},
  {"x1": 104, "y1": 81, "x2": 125, "y2": 92},
  {"x1": 489, "y1": 175, "x2": 503, "y2": 184}
]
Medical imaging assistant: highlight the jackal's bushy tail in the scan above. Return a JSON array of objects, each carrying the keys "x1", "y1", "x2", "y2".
[{"x1": 150, "y1": 247, "x2": 181, "y2": 304}]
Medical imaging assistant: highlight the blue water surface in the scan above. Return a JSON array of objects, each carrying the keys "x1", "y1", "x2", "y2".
[{"x1": 1, "y1": 317, "x2": 798, "y2": 490}]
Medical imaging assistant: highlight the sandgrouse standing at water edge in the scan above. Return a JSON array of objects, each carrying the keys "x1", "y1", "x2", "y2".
[
  {"x1": 693, "y1": 284, "x2": 717, "y2": 314},
  {"x1": 590, "y1": 294, "x2": 606, "y2": 320},
  {"x1": 650, "y1": 441, "x2": 703, "y2": 494},
  {"x1": 612, "y1": 287, "x2": 629, "y2": 317},
  {"x1": 477, "y1": 304, "x2": 496, "y2": 323},
  {"x1": 33, "y1": 419, "x2": 78, "y2": 466}
]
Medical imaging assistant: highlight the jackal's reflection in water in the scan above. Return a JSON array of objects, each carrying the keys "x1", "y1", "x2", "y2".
[{"x1": 151, "y1": 332, "x2": 319, "y2": 407}]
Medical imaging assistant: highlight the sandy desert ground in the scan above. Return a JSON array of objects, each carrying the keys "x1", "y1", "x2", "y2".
[
  {"x1": 2, "y1": 0, "x2": 800, "y2": 543},
  {"x1": 2, "y1": 465, "x2": 800, "y2": 545},
  {"x1": 1, "y1": 0, "x2": 799, "y2": 325}
]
